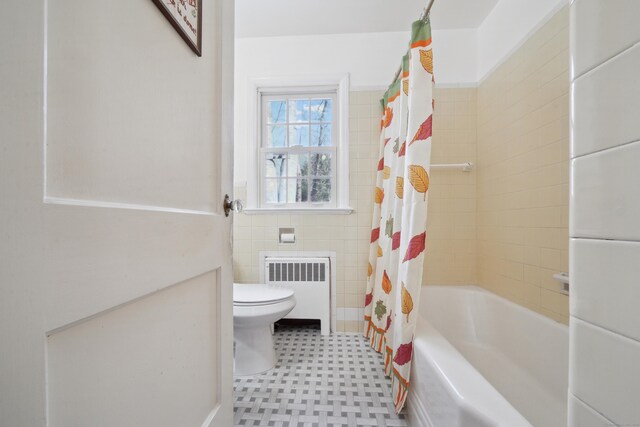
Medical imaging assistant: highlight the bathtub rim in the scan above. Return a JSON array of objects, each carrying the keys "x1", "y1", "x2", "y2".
[
  {"x1": 419, "y1": 284, "x2": 570, "y2": 408},
  {"x1": 407, "y1": 312, "x2": 533, "y2": 427}
]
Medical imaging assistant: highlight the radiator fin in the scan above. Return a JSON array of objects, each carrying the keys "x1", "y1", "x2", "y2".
[{"x1": 266, "y1": 260, "x2": 326, "y2": 283}]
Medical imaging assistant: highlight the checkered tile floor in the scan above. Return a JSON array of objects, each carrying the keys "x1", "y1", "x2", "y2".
[{"x1": 233, "y1": 324, "x2": 408, "y2": 427}]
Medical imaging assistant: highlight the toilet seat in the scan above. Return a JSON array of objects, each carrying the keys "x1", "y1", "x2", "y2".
[{"x1": 233, "y1": 283, "x2": 294, "y2": 306}]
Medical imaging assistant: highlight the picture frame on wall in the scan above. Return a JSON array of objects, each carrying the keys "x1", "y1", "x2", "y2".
[{"x1": 151, "y1": 0, "x2": 202, "y2": 56}]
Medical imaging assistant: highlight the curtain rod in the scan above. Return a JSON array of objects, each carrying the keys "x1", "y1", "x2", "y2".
[{"x1": 391, "y1": 0, "x2": 436, "y2": 83}]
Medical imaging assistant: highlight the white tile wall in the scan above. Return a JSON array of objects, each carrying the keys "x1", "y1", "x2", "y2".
[
  {"x1": 570, "y1": 239, "x2": 640, "y2": 342},
  {"x1": 570, "y1": 318, "x2": 640, "y2": 426},
  {"x1": 568, "y1": 394, "x2": 614, "y2": 427},
  {"x1": 572, "y1": 42, "x2": 640, "y2": 157},
  {"x1": 571, "y1": 0, "x2": 640, "y2": 78},
  {"x1": 571, "y1": 141, "x2": 640, "y2": 240},
  {"x1": 570, "y1": 1, "x2": 640, "y2": 424}
]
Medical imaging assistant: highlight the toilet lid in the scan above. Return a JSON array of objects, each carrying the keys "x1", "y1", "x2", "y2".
[{"x1": 233, "y1": 283, "x2": 294, "y2": 305}]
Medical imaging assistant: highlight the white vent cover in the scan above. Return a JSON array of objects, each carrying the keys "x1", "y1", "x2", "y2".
[
  {"x1": 267, "y1": 260, "x2": 326, "y2": 283},
  {"x1": 264, "y1": 257, "x2": 330, "y2": 335}
]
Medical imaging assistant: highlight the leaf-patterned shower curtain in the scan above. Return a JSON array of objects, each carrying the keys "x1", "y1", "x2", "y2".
[{"x1": 363, "y1": 18, "x2": 434, "y2": 413}]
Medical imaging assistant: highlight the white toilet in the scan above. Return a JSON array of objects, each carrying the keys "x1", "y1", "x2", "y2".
[{"x1": 233, "y1": 283, "x2": 296, "y2": 376}]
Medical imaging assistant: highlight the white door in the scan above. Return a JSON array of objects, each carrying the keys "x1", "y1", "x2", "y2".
[{"x1": 0, "y1": 0, "x2": 234, "y2": 426}]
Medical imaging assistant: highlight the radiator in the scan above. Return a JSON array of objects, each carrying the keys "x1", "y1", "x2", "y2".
[{"x1": 264, "y1": 257, "x2": 330, "y2": 335}]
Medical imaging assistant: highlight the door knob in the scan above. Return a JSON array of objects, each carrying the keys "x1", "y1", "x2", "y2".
[{"x1": 223, "y1": 194, "x2": 244, "y2": 217}]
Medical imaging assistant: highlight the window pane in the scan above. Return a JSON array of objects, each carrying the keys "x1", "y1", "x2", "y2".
[
  {"x1": 268, "y1": 100, "x2": 286, "y2": 123},
  {"x1": 288, "y1": 125, "x2": 309, "y2": 147},
  {"x1": 267, "y1": 125, "x2": 286, "y2": 147},
  {"x1": 288, "y1": 99, "x2": 309, "y2": 123},
  {"x1": 310, "y1": 178, "x2": 331, "y2": 202},
  {"x1": 265, "y1": 179, "x2": 286, "y2": 204},
  {"x1": 309, "y1": 153, "x2": 332, "y2": 176},
  {"x1": 310, "y1": 99, "x2": 332, "y2": 122},
  {"x1": 287, "y1": 154, "x2": 309, "y2": 176},
  {"x1": 287, "y1": 178, "x2": 308, "y2": 203},
  {"x1": 265, "y1": 153, "x2": 287, "y2": 177},
  {"x1": 310, "y1": 124, "x2": 332, "y2": 146}
]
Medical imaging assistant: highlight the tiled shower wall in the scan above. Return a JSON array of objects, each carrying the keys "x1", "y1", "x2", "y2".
[
  {"x1": 569, "y1": 0, "x2": 640, "y2": 425},
  {"x1": 423, "y1": 87, "x2": 477, "y2": 286},
  {"x1": 476, "y1": 7, "x2": 570, "y2": 324},
  {"x1": 234, "y1": 88, "x2": 477, "y2": 332}
]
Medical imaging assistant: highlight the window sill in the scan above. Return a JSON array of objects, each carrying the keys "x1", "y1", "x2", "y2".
[{"x1": 242, "y1": 207, "x2": 354, "y2": 215}]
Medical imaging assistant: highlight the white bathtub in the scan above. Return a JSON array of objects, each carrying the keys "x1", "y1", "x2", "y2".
[{"x1": 407, "y1": 285, "x2": 568, "y2": 427}]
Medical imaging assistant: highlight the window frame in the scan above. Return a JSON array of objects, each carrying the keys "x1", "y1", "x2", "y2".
[
  {"x1": 244, "y1": 74, "x2": 352, "y2": 214},
  {"x1": 259, "y1": 90, "x2": 338, "y2": 209}
]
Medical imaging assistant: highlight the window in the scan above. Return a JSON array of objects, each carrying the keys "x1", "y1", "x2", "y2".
[
  {"x1": 245, "y1": 75, "x2": 351, "y2": 214},
  {"x1": 260, "y1": 91, "x2": 337, "y2": 207}
]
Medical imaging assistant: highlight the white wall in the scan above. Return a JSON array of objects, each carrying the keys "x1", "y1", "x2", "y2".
[
  {"x1": 434, "y1": 29, "x2": 478, "y2": 85},
  {"x1": 233, "y1": 0, "x2": 574, "y2": 184},
  {"x1": 234, "y1": 29, "x2": 477, "y2": 184},
  {"x1": 569, "y1": 0, "x2": 640, "y2": 426},
  {"x1": 477, "y1": 0, "x2": 568, "y2": 81}
]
